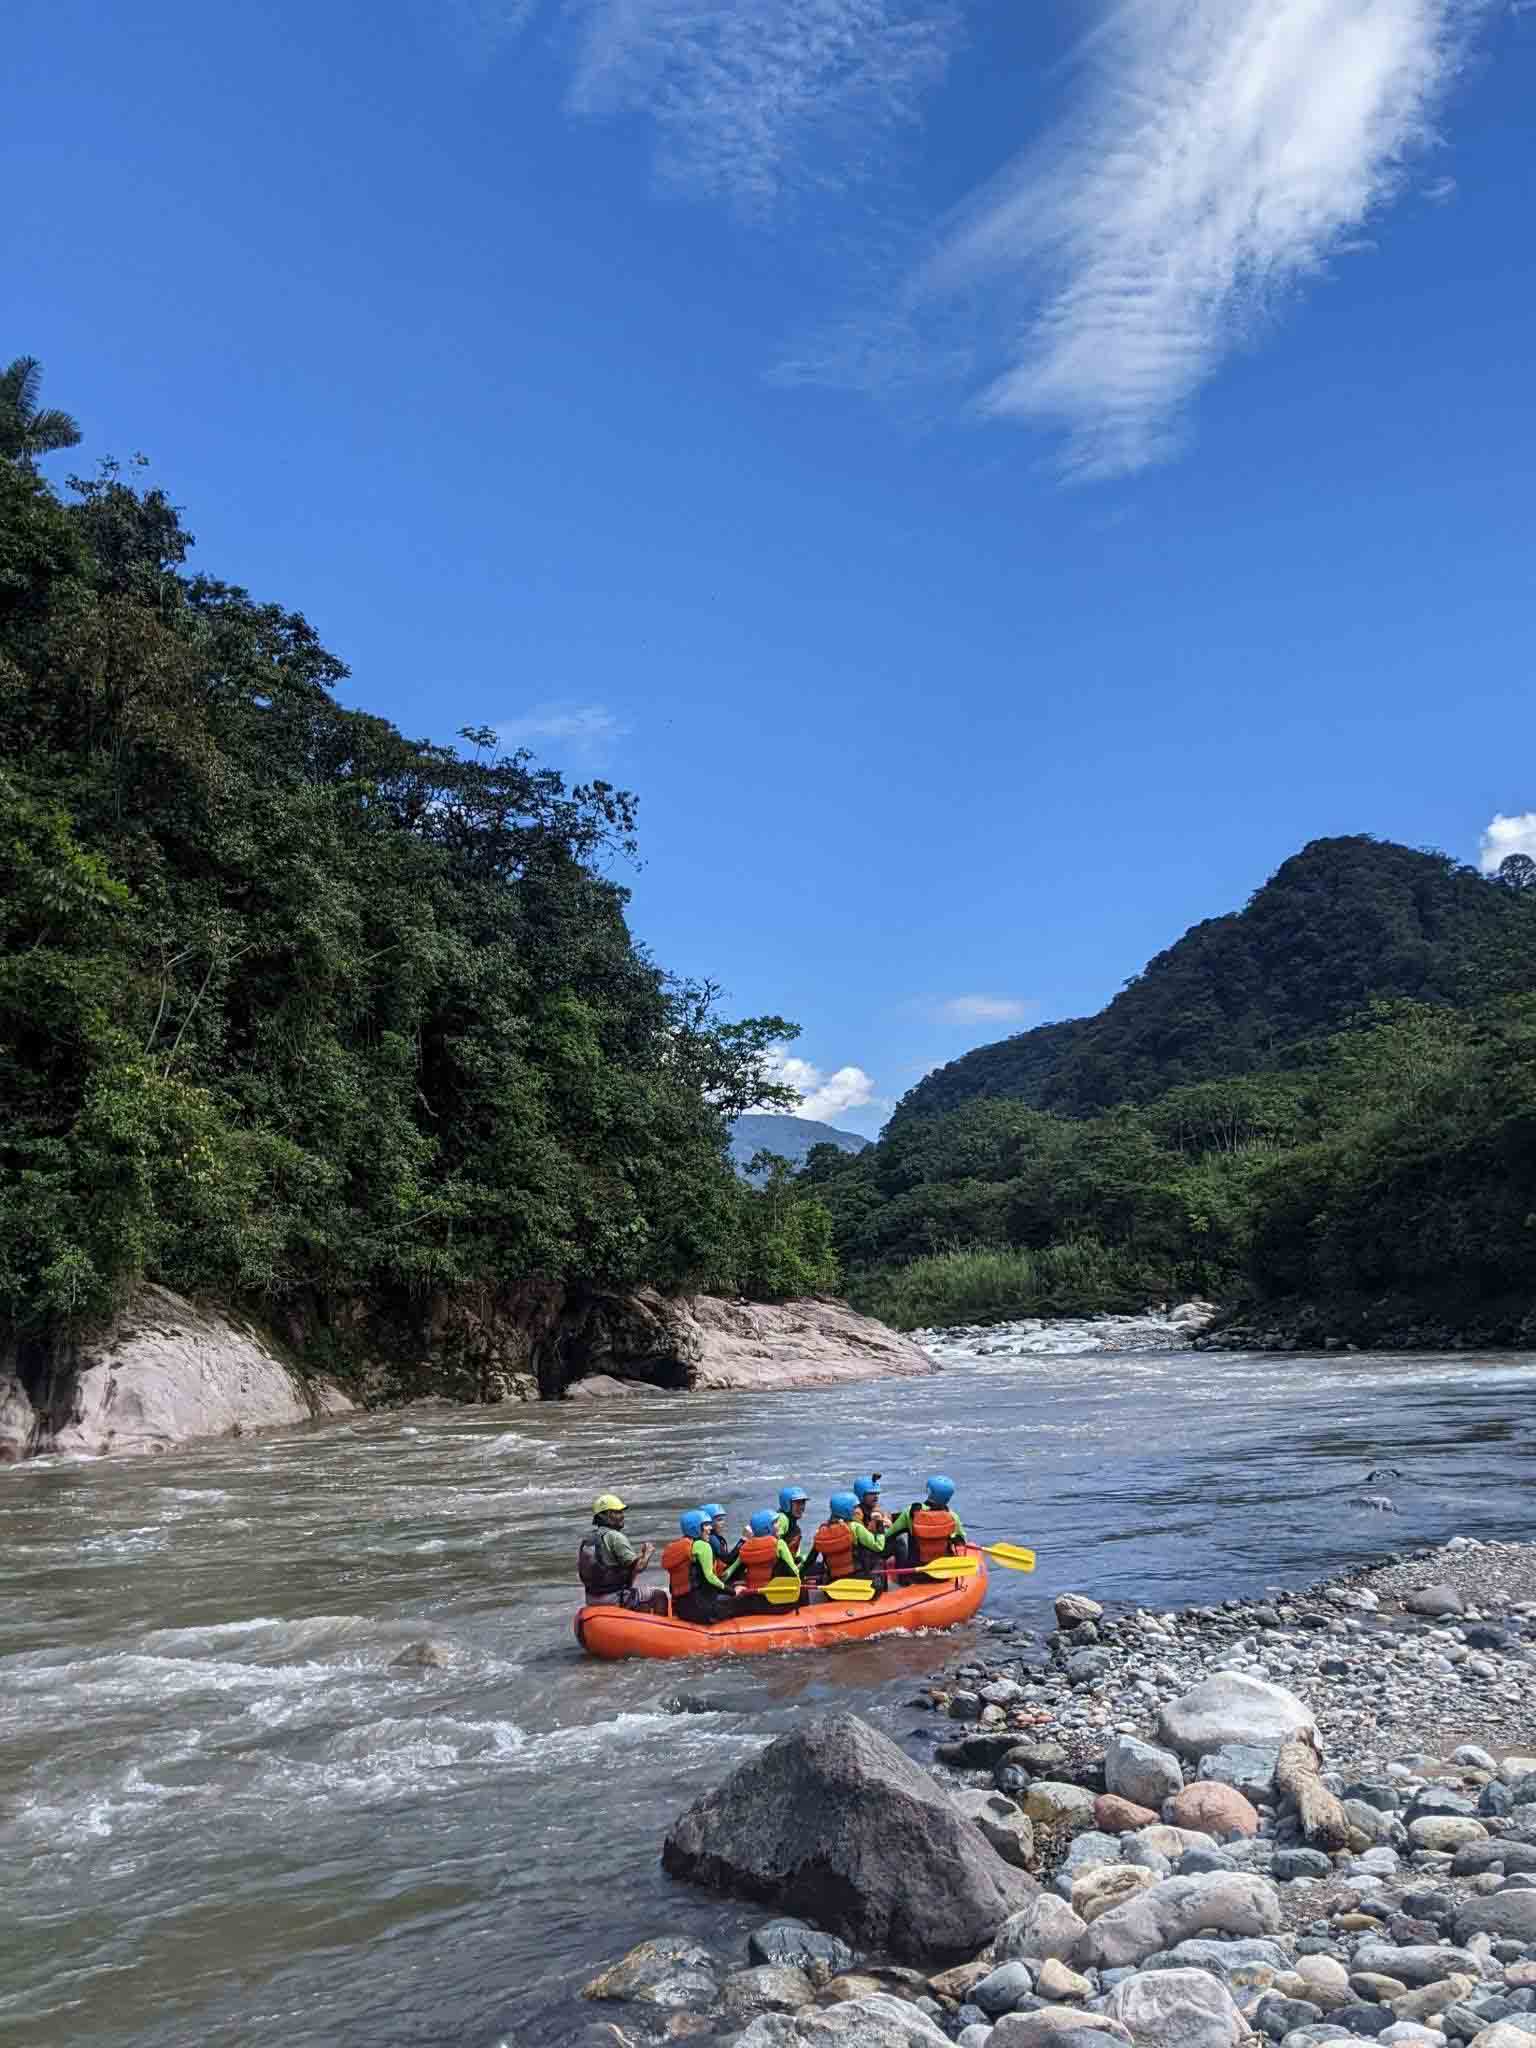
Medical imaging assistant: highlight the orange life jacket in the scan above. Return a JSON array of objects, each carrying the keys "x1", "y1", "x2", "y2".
[
  {"x1": 736, "y1": 1533, "x2": 782, "y2": 1590},
  {"x1": 662, "y1": 1537, "x2": 696, "y2": 1600},
  {"x1": 910, "y1": 1506, "x2": 959, "y2": 1565},
  {"x1": 813, "y1": 1520, "x2": 855, "y2": 1580}
]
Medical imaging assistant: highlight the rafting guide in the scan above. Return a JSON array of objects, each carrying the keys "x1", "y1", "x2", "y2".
[{"x1": 574, "y1": 1475, "x2": 1035, "y2": 1659}]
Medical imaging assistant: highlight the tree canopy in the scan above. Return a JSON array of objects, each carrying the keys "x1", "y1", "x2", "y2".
[{"x1": 0, "y1": 362, "x2": 836, "y2": 1339}]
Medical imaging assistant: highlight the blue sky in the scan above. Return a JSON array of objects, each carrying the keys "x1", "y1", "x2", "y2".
[{"x1": 10, "y1": 0, "x2": 1535, "y2": 1134}]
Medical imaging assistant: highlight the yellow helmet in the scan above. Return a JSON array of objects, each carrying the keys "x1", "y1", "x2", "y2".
[{"x1": 592, "y1": 1493, "x2": 626, "y2": 1516}]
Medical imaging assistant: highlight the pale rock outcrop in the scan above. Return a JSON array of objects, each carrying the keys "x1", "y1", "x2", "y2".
[
  {"x1": 24, "y1": 1285, "x2": 352, "y2": 1459},
  {"x1": 574, "y1": 1290, "x2": 936, "y2": 1395},
  {"x1": 0, "y1": 1367, "x2": 38, "y2": 1462}
]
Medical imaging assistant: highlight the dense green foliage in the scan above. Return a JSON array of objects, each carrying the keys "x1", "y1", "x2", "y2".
[
  {"x1": 0, "y1": 377, "x2": 837, "y2": 1336},
  {"x1": 807, "y1": 845, "x2": 1536, "y2": 1329},
  {"x1": 897, "y1": 837, "x2": 1536, "y2": 1123}
]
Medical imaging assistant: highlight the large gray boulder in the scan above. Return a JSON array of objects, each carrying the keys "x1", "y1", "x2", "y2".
[
  {"x1": 661, "y1": 1714, "x2": 1035, "y2": 1964},
  {"x1": 1157, "y1": 1674, "x2": 1315, "y2": 1761},
  {"x1": 1076, "y1": 1871, "x2": 1283, "y2": 1971},
  {"x1": 1102, "y1": 1968, "x2": 1247, "y2": 2048}
]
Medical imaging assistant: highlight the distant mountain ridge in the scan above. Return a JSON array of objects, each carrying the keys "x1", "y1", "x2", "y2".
[
  {"x1": 730, "y1": 1114, "x2": 870, "y2": 1175},
  {"x1": 893, "y1": 836, "x2": 1530, "y2": 1124}
]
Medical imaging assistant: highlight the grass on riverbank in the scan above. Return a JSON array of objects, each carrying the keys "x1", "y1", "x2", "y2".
[{"x1": 846, "y1": 1240, "x2": 1172, "y2": 1331}]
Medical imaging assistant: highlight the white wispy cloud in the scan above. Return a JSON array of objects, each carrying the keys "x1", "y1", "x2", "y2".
[
  {"x1": 1479, "y1": 812, "x2": 1536, "y2": 875},
  {"x1": 922, "y1": 0, "x2": 1487, "y2": 478},
  {"x1": 565, "y1": 0, "x2": 959, "y2": 216},
  {"x1": 761, "y1": 1051, "x2": 879, "y2": 1121},
  {"x1": 938, "y1": 994, "x2": 1037, "y2": 1025},
  {"x1": 1423, "y1": 173, "x2": 1460, "y2": 201},
  {"x1": 497, "y1": 701, "x2": 630, "y2": 758}
]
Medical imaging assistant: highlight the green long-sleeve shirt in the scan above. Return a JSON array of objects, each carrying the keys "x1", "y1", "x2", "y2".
[
  {"x1": 773, "y1": 1512, "x2": 812, "y2": 1565},
  {"x1": 691, "y1": 1537, "x2": 731, "y2": 1590}
]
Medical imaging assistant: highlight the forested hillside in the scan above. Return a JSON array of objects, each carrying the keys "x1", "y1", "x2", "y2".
[
  {"x1": 0, "y1": 362, "x2": 837, "y2": 1343},
  {"x1": 806, "y1": 842, "x2": 1536, "y2": 1338},
  {"x1": 896, "y1": 838, "x2": 1533, "y2": 1123}
]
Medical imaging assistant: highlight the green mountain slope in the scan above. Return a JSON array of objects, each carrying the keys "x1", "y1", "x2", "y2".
[
  {"x1": 809, "y1": 838, "x2": 1536, "y2": 1338},
  {"x1": 895, "y1": 837, "x2": 1529, "y2": 1124}
]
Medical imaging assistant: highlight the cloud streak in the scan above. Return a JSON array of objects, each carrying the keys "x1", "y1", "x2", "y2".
[
  {"x1": 565, "y1": 0, "x2": 959, "y2": 216},
  {"x1": 938, "y1": 994, "x2": 1037, "y2": 1024},
  {"x1": 923, "y1": 0, "x2": 1486, "y2": 477},
  {"x1": 497, "y1": 701, "x2": 630, "y2": 759}
]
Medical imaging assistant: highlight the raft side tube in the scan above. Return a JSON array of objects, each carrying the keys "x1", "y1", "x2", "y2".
[{"x1": 574, "y1": 1549, "x2": 988, "y2": 1660}]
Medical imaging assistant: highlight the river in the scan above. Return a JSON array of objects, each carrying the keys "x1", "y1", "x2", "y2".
[{"x1": 4, "y1": 1336, "x2": 1536, "y2": 2047}]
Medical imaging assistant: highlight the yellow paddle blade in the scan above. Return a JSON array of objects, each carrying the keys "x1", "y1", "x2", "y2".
[
  {"x1": 916, "y1": 1556, "x2": 980, "y2": 1579},
  {"x1": 759, "y1": 1578, "x2": 804, "y2": 1605},
  {"x1": 818, "y1": 1579, "x2": 878, "y2": 1602},
  {"x1": 982, "y1": 1544, "x2": 1037, "y2": 1572}
]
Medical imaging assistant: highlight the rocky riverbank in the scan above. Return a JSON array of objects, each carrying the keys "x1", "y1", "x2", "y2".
[
  {"x1": 0, "y1": 1282, "x2": 933, "y2": 1461},
  {"x1": 1198, "y1": 1299, "x2": 1536, "y2": 1356},
  {"x1": 574, "y1": 1537, "x2": 1536, "y2": 2048}
]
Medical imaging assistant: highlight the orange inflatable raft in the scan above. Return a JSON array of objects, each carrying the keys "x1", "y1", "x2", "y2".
[{"x1": 574, "y1": 1550, "x2": 988, "y2": 1660}]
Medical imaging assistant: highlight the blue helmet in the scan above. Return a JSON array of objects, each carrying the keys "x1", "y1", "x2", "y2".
[
  {"x1": 680, "y1": 1509, "x2": 707, "y2": 1539},
  {"x1": 829, "y1": 1491, "x2": 860, "y2": 1520},
  {"x1": 749, "y1": 1509, "x2": 779, "y2": 1537},
  {"x1": 926, "y1": 1474, "x2": 956, "y2": 1507},
  {"x1": 778, "y1": 1486, "x2": 808, "y2": 1514},
  {"x1": 853, "y1": 1475, "x2": 879, "y2": 1500},
  {"x1": 701, "y1": 1502, "x2": 725, "y2": 1522}
]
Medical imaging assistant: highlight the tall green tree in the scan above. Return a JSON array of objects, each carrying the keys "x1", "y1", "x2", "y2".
[{"x1": 0, "y1": 357, "x2": 81, "y2": 468}]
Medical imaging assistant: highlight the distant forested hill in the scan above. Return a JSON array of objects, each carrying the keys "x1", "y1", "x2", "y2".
[
  {"x1": 805, "y1": 836, "x2": 1536, "y2": 1337},
  {"x1": 895, "y1": 837, "x2": 1530, "y2": 1124},
  {"x1": 730, "y1": 1115, "x2": 869, "y2": 1175}
]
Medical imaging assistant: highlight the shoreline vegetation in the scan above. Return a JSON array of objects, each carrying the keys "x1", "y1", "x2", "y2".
[{"x1": 572, "y1": 1532, "x2": 1536, "y2": 2048}]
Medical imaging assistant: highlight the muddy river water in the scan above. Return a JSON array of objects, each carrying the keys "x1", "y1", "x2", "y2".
[{"x1": 4, "y1": 1339, "x2": 1535, "y2": 2046}]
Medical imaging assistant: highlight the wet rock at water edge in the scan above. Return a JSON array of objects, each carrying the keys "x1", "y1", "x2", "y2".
[
  {"x1": 582, "y1": 1937, "x2": 720, "y2": 2009},
  {"x1": 748, "y1": 1921, "x2": 856, "y2": 1976},
  {"x1": 1055, "y1": 1595, "x2": 1105, "y2": 1631},
  {"x1": 717, "y1": 1964, "x2": 817, "y2": 2016},
  {"x1": 391, "y1": 1639, "x2": 456, "y2": 1669},
  {"x1": 661, "y1": 1713, "x2": 1034, "y2": 1964}
]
